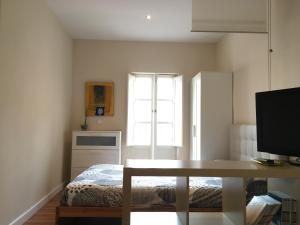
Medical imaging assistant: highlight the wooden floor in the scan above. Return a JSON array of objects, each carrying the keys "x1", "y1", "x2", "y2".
[
  {"x1": 24, "y1": 194, "x2": 60, "y2": 225},
  {"x1": 24, "y1": 193, "x2": 121, "y2": 225}
]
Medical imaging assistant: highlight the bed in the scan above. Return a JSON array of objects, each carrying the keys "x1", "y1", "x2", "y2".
[
  {"x1": 61, "y1": 164, "x2": 222, "y2": 208},
  {"x1": 57, "y1": 164, "x2": 222, "y2": 223}
]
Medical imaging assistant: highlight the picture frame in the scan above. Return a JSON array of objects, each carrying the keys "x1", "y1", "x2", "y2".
[{"x1": 86, "y1": 82, "x2": 114, "y2": 116}]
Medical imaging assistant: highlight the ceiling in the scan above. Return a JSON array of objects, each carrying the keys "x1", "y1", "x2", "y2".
[{"x1": 46, "y1": 0, "x2": 224, "y2": 43}]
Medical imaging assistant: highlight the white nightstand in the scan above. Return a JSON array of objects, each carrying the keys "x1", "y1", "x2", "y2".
[{"x1": 71, "y1": 130, "x2": 121, "y2": 179}]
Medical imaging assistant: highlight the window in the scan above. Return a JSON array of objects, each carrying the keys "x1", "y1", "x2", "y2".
[{"x1": 127, "y1": 73, "x2": 182, "y2": 149}]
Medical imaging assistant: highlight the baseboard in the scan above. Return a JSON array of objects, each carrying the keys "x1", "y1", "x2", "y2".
[{"x1": 8, "y1": 182, "x2": 65, "y2": 225}]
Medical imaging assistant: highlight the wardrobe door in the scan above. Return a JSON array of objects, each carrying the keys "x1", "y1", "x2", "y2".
[{"x1": 191, "y1": 75, "x2": 201, "y2": 160}]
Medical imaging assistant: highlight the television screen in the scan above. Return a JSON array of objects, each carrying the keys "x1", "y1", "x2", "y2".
[{"x1": 256, "y1": 87, "x2": 300, "y2": 157}]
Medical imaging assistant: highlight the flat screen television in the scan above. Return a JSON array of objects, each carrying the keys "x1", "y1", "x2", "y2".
[{"x1": 256, "y1": 87, "x2": 300, "y2": 161}]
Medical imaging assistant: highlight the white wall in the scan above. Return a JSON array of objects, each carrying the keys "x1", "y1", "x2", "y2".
[
  {"x1": 216, "y1": 33, "x2": 268, "y2": 124},
  {"x1": 0, "y1": 0, "x2": 73, "y2": 224},
  {"x1": 72, "y1": 40, "x2": 217, "y2": 161},
  {"x1": 216, "y1": 0, "x2": 300, "y2": 124}
]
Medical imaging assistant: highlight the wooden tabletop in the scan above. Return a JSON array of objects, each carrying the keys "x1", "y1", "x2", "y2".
[{"x1": 124, "y1": 159, "x2": 300, "y2": 178}]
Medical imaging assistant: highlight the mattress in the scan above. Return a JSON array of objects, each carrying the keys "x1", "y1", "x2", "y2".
[{"x1": 61, "y1": 164, "x2": 222, "y2": 208}]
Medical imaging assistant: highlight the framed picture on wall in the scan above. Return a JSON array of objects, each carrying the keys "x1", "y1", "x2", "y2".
[{"x1": 86, "y1": 82, "x2": 114, "y2": 116}]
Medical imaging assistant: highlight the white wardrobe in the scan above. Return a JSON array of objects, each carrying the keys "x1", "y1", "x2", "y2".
[{"x1": 191, "y1": 72, "x2": 232, "y2": 160}]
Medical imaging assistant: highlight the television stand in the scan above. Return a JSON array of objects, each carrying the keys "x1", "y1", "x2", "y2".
[
  {"x1": 252, "y1": 158, "x2": 284, "y2": 166},
  {"x1": 289, "y1": 157, "x2": 300, "y2": 166}
]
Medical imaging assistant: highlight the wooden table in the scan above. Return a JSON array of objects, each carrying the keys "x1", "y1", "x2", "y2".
[{"x1": 122, "y1": 159, "x2": 300, "y2": 225}]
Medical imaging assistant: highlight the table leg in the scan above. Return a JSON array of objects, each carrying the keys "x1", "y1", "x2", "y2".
[
  {"x1": 176, "y1": 176, "x2": 189, "y2": 225},
  {"x1": 122, "y1": 169, "x2": 132, "y2": 225}
]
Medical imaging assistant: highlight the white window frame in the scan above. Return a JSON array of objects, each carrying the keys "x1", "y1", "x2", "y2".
[{"x1": 127, "y1": 72, "x2": 182, "y2": 158}]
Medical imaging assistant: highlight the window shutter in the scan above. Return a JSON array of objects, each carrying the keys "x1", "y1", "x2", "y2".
[
  {"x1": 127, "y1": 74, "x2": 135, "y2": 146},
  {"x1": 174, "y1": 75, "x2": 183, "y2": 147}
]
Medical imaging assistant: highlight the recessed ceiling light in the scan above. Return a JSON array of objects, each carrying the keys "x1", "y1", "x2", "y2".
[{"x1": 146, "y1": 14, "x2": 151, "y2": 20}]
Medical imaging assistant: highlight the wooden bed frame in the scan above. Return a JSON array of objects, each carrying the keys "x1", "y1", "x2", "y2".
[{"x1": 56, "y1": 206, "x2": 222, "y2": 224}]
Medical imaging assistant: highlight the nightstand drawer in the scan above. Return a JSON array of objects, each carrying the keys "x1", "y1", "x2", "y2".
[
  {"x1": 72, "y1": 131, "x2": 121, "y2": 150},
  {"x1": 71, "y1": 149, "x2": 120, "y2": 167}
]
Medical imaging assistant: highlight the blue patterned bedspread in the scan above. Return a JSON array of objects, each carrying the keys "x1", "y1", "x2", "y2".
[{"x1": 61, "y1": 164, "x2": 222, "y2": 208}]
